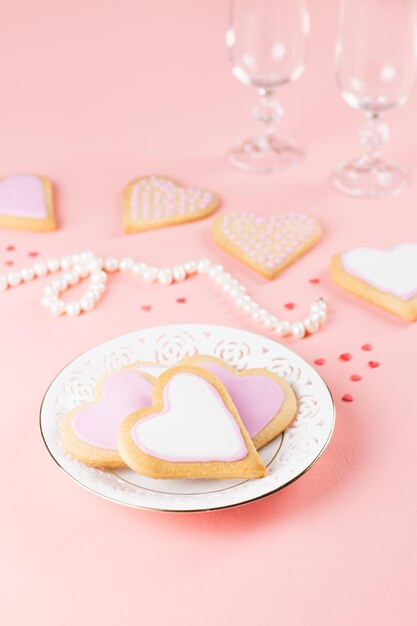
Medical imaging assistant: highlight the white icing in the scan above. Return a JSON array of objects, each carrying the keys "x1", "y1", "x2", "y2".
[
  {"x1": 132, "y1": 373, "x2": 247, "y2": 461},
  {"x1": 341, "y1": 244, "x2": 417, "y2": 300}
]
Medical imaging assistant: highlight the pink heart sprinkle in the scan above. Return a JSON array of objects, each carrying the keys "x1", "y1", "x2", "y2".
[
  {"x1": 5, "y1": 245, "x2": 15, "y2": 252},
  {"x1": 342, "y1": 394, "x2": 354, "y2": 402},
  {"x1": 141, "y1": 305, "x2": 152, "y2": 312},
  {"x1": 368, "y1": 361, "x2": 380, "y2": 369},
  {"x1": 350, "y1": 374, "x2": 362, "y2": 382},
  {"x1": 314, "y1": 358, "x2": 326, "y2": 366},
  {"x1": 340, "y1": 353, "x2": 352, "y2": 362},
  {"x1": 284, "y1": 302, "x2": 296, "y2": 310},
  {"x1": 5, "y1": 260, "x2": 14, "y2": 266},
  {"x1": 28, "y1": 251, "x2": 39, "y2": 258},
  {"x1": 176, "y1": 298, "x2": 187, "y2": 304},
  {"x1": 309, "y1": 278, "x2": 320, "y2": 284},
  {"x1": 361, "y1": 343, "x2": 372, "y2": 351}
]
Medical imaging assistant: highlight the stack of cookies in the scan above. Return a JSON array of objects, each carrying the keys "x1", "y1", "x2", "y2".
[{"x1": 61, "y1": 356, "x2": 297, "y2": 480}]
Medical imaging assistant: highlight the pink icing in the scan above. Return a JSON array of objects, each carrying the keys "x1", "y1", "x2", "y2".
[
  {"x1": 0, "y1": 175, "x2": 48, "y2": 218},
  {"x1": 197, "y1": 362, "x2": 285, "y2": 437},
  {"x1": 72, "y1": 371, "x2": 153, "y2": 450}
]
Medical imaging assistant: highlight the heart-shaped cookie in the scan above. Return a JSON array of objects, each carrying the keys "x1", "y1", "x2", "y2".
[
  {"x1": 118, "y1": 366, "x2": 266, "y2": 479},
  {"x1": 0, "y1": 174, "x2": 56, "y2": 232},
  {"x1": 123, "y1": 175, "x2": 220, "y2": 233},
  {"x1": 180, "y1": 355, "x2": 297, "y2": 449},
  {"x1": 331, "y1": 243, "x2": 417, "y2": 322},
  {"x1": 212, "y1": 211, "x2": 321, "y2": 279},
  {"x1": 61, "y1": 369, "x2": 155, "y2": 468}
]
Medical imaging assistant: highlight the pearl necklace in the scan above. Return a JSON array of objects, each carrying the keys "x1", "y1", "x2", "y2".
[{"x1": 0, "y1": 251, "x2": 327, "y2": 339}]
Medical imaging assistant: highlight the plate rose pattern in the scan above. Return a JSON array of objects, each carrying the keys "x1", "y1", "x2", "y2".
[{"x1": 40, "y1": 324, "x2": 335, "y2": 512}]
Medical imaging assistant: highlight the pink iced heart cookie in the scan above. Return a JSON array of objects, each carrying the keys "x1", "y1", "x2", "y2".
[
  {"x1": 212, "y1": 211, "x2": 321, "y2": 279},
  {"x1": 331, "y1": 243, "x2": 417, "y2": 322},
  {"x1": 123, "y1": 175, "x2": 220, "y2": 233},
  {"x1": 0, "y1": 174, "x2": 56, "y2": 232},
  {"x1": 61, "y1": 369, "x2": 155, "y2": 468},
  {"x1": 118, "y1": 366, "x2": 266, "y2": 479},
  {"x1": 181, "y1": 355, "x2": 297, "y2": 448}
]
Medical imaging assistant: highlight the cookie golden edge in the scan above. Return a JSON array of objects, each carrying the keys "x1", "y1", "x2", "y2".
[
  {"x1": 117, "y1": 365, "x2": 267, "y2": 479},
  {"x1": 60, "y1": 369, "x2": 156, "y2": 468},
  {"x1": 180, "y1": 355, "x2": 297, "y2": 449},
  {"x1": 211, "y1": 215, "x2": 321, "y2": 280},
  {"x1": 123, "y1": 175, "x2": 220, "y2": 233},
  {"x1": 330, "y1": 253, "x2": 417, "y2": 322},
  {"x1": 0, "y1": 176, "x2": 56, "y2": 232}
]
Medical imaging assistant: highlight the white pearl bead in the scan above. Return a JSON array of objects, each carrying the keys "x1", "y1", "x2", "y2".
[
  {"x1": 104, "y1": 257, "x2": 119, "y2": 272},
  {"x1": 46, "y1": 258, "x2": 60, "y2": 273},
  {"x1": 80, "y1": 251, "x2": 94, "y2": 263},
  {"x1": 86, "y1": 289, "x2": 101, "y2": 302},
  {"x1": 50, "y1": 301, "x2": 65, "y2": 316},
  {"x1": 90, "y1": 283, "x2": 105, "y2": 295},
  {"x1": 65, "y1": 301, "x2": 81, "y2": 317},
  {"x1": 0, "y1": 275, "x2": 8, "y2": 291},
  {"x1": 90, "y1": 271, "x2": 107, "y2": 284},
  {"x1": 234, "y1": 297, "x2": 244, "y2": 306},
  {"x1": 72, "y1": 254, "x2": 81, "y2": 264},
  {"x1": 184, "y1": 261, "x2": 197, "y2": 274},
  {"x1": 89, "y1": 258, "x2": 103, "y2": 272},
  {"x1": 208, "y1": 264, "x2": 223, "y2": 278},
  {"x1": 33, "y1": 262, "x2": 48, "y2": 278},
  {"x1": 197, "y1": 259, "x2": 211, "y2": 274},
  {"x1": 54, "y1": 278, "x2": 68, "y2": 292},
  {"x1": 60, "y1": 256, "x2": 73, "y2": 270},
  {"x1": 7, "y1": 271, "x2": 22, "y2": 286},
  {"x1": 119, "y1": 257, "x2": 134, "y2": 272},
  {"x1": 291, "y1": 322, "x2": 306, "y2": 339},
  {"x1": 20, "y1": 267, "x2": 35, "y2": 282},
  {"x1": 65, "y1": 271, "x2": 80, "y2": 286},
  {"x1": 130, "y1": 262, "x2": 143, "y2": 275},
  {"x1": 72, "y1": 263, "x2": 89, "y2": 278},
  {"x1": 263, "y1": 315, "x2": 274, "y2": 328},
  {"x1": 142, "y1": 267, "x2": 158, "y2": 282},
  {"x1": 257, "y1": 308, "x2": 268, "y2": 320},
  {"x1": 276, "y1": 321, "x2": 291, "y2": 336},
  {"x1": 317, "y1": 310, "x2": 327, "y2": 323},
  {"x1": 41, "y1": 296, "x2": 52, "y2": 308},
  {"x1": 79, "y1": 296, "x2": 95, "y2": 311},
  {"x1": 303, "y1": 316, "x2": 319, "y2": 334},
  {"x1": 158, "y1": 269, "x2": 173, "y2": 286},
  {"x1": 310, "y1": 302, "x2": 323, "y2": 315},
  {"x1": 172, "y1": 266, "x2": 186, "y2": 282},
  {"x1": 251, "y1": 310, "x2": 261, "y2": 321},
  {"x1": 243, "y1": 302, "x2": 253, "y2": 313},
  {"x1": 44, "y1": 285, "x2": 58, "y2": 297}
]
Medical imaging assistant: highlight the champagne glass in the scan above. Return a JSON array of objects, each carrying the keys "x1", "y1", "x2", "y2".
[
  {"x1": 333, "y1": 0, "x2": 417, "y2": 198},
  {"x1": 226, "y1": 0, "x2": 309, "y2": 173}
]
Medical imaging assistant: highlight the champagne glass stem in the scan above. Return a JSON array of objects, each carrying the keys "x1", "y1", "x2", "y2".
[
  {"x1": 359, "y1": 112, "x2": 389, "y2": 163},
  {"x1": 253, "y1": 88, "x2": 284, "y2": 145}
]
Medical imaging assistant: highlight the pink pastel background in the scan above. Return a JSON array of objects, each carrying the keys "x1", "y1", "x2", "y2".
[{"x1": 0, "y1": 0, "x2": 416, "y2": 624}]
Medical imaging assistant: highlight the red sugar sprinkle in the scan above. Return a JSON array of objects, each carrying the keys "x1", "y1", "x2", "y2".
[
  {"x1": 361, "y1": 343, "x2": 372, "y2": 351},
  {"x1": 309, "y1": 278, "x2": 320, "y2": 284},
  {"x1": 28, "y1": 251, "x2": 39, "y2": 258},
  {"x1": 342, "y1": 394, "x2": 354, "y2": 402},
  {"x1": 314, "y1": 358, "x2": 326, "y2": 366},
  {"x1": 176, "y1": 298, "x2": 187, "y2": 304},
  {"x1": 5, "y1": 245, "x2": 15, "y2": 252},
  {"x1": 141, "y1": 305, "x2": 152, "y2": 312},
  {"x1": 350, "y1": 374, "x2": 362, "y2": 382},
  {"x1": 368, "y1": 361, "x2": 380, "y2": 369},
  {"x1": 340, "y1": 353, "x2": 353, "y2": 362},
  {"x1": 284, "y1": 302, "x2": 296, "y2": 310},
  {"x1": 4, "y1": 260, "x2": 14, "y2": 266}
]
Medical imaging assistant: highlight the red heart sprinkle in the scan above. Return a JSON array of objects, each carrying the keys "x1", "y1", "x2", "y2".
[
  {"x1": 5, "y1": 260, "x2": 14, "y2": 266},
  {"x1": 309, "y1": 278, "x2": 320, "y2": 284},
  {"x1": 340, "y1": 353, "x2": 352, "y2": 361},
  {"x1": 5, "y1": 245, "x2": 15, "y2": 252},
  {"x1": 284, "y1": 302, "x2": 296, "y2": 310},
  {"x1": 28, "y1": 251, "x2": 39, "y2": 257},
  {"x1": 314, "y1": 358, "x2": 326, "y2": 366},
  {"x1": 342, "y1": 394, "x2": 354, "y2": 402},
  {"x1": 361, "y1": 343, "x2": 372, "y2": 351},
  {"x1": 176, "y1": 298, "x2": 187, "y2": 304},
  {"x1": 141, "y1": 305, "x2": 152, "y2": 312},
  {"x1": 350, "y1": 374, "x2": 362, "y2": 382},
  {"x1": 368, "y1": 361, "x2": 380, "y2": 369}
]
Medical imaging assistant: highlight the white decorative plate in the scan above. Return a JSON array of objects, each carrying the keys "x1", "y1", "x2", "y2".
[{"x1": 40, "y1": 324, "x2": 335, "y2": 512}]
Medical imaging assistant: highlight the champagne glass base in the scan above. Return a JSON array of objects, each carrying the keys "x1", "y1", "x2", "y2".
[
  {"x1": 229, "y1": 135, "x2": 303, "y2": 173},
  {"x1": 332, "y1": 156, "x2": 409, "y2": 198}
]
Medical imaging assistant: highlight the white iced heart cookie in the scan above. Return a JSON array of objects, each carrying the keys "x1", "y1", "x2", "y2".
[
  {"x1": 331, "y1": 243, "x2": 417, "y2": 322},
  {"x1": 212, "y1": 211, "x2": 321, "y2": 279},
  {"x1": 0, "y1": 174, "x2": 56, "y2": 232},
  {"x1": 123, "y1": 175, "x2": 220, "y2": 233},
  {"x1": 117, "y1": 366, "x2": 266, "y2": 479}
]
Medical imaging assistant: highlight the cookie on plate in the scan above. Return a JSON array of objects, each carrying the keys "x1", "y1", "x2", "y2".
[
  {"x1": 118, "y1": 365, "x2": 267, "y2": 479},
  {"x1": 123, "y1": 175, "x2": 220, "y2": 233},
  {"x1": 60, "y1": 369, "x2": 155, "y2": 468},
  {"x1": 330, "y1": 243, "x2": 417, "y2": 322},
  {"x1": 0, "y1": 174, "x2": 56, "y2": 232},
  {"x1": 180, "y1": 355, "x2": 297, "y2": 449},
  {"x1": 212, "y1": 211, "x2": 321, "y2": 279}
]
